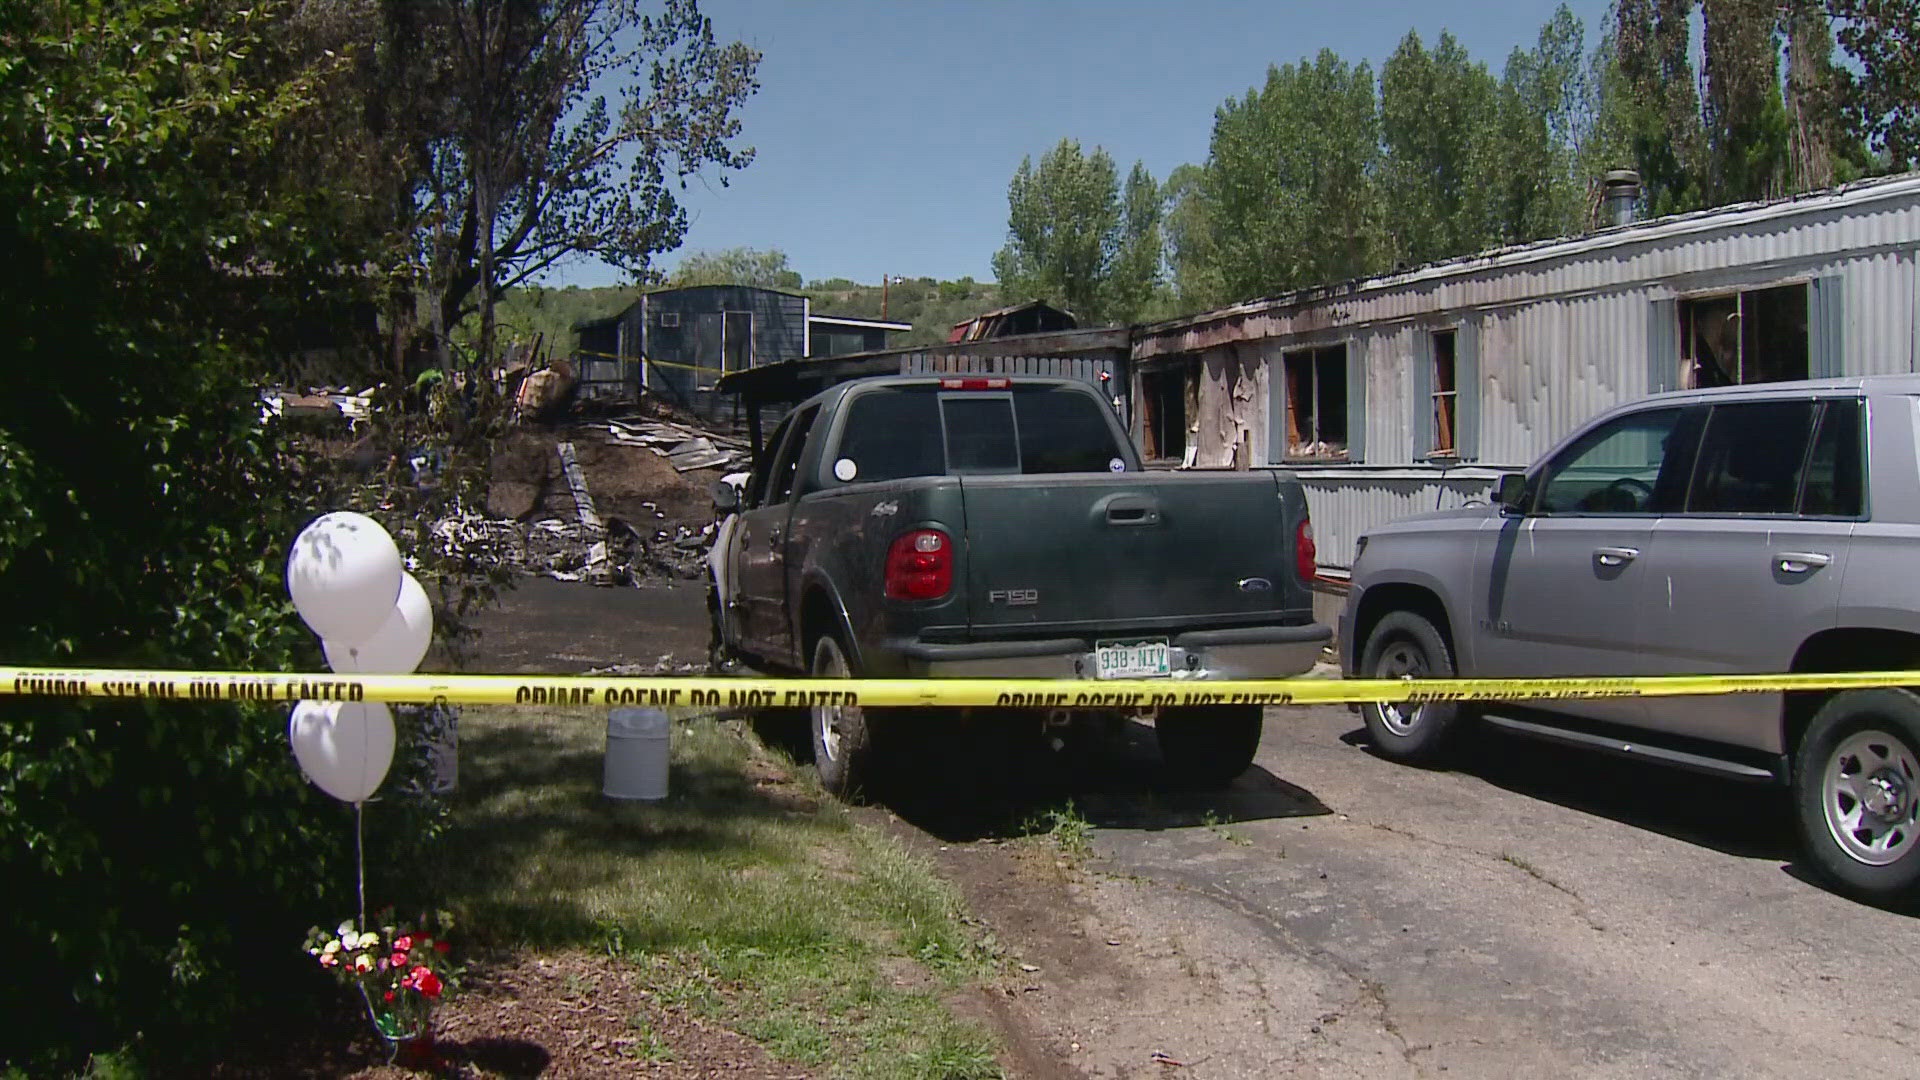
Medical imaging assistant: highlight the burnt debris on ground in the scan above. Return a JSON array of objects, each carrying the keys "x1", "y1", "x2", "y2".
[{"x1": 474, "y1": 405, "x2": 748, "y2": 586}]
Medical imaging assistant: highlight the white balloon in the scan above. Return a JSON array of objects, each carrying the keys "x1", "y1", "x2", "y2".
[
  {"x1": 287, "y1": 700, "x2": 396, "y2": 803},
  {"x1": 287, "y1": 512, "x2": 403, "y2": 644},
  {"x1": 324, "y1": 573, "x2": 434, "y2": 674}
]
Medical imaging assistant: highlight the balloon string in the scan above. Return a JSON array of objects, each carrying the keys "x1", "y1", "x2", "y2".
[{"x1": 355, "y1": 801, "x2": 367, "y2": 931}]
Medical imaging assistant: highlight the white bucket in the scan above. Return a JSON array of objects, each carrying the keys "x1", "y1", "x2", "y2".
[{"x1": 604, "y1": 707, "x2": 670, "y2": 800}]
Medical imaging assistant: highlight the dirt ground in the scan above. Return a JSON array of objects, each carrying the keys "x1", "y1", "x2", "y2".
[{"x1": 488, "y1": 425, "x2": 724, "y2": 533}]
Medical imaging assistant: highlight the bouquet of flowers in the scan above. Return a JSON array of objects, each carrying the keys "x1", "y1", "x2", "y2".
[{"x1": 305, "y1": 907, "x2": 460, "y2": 1046}]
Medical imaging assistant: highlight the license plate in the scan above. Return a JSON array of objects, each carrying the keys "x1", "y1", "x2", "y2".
[{"x1": 1094, "y1": 639, "x2": 1171, "y2": 679}]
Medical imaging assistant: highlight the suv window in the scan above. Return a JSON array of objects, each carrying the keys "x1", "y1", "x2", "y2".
[
  {"x1": 827, "y1": 383, "x2": 1128, "y2": 481},
  {"x1": 1686, "y1": 400, "x2": 1816, "y2": 515},
  {"x1": 1799, "y1": 399, "x2": 1864, "y2": 517},
  {"x1": 1533, "y1": 407, "x2": 1685, "y2": 515}
]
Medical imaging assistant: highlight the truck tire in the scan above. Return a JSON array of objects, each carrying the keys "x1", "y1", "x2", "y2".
[
  {"x1": 1793, "y1": 688, "x2": 1920, "y2": 905},
  {"x1": 1359, "y1": 611, "x2": 1464, "y2": 764},
  {"x1": 1156, "y1": 705, "x2": 1262, "y2": 788},
  {"x1": 809, "y1": 634, "x2": 879, "y2": 801}
]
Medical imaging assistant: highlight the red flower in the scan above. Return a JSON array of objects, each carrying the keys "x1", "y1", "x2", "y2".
[
  {"x1": 391, "y1": 951, "x2": 409, "y2": 968},
  {"x1": 384, "y1": 991, "x2": 395, "y2": 1003},
  {"x1": 434, "y1": 941, "x2": 450, "y2": 955},
  {"x1": 394, "y1": 936, "x2": 413, "y2": 952},
  {"x1": 410, "y1": 965, "x2": 443, "y2": 998}
]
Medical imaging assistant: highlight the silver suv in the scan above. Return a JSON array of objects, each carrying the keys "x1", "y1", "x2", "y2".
[{"x1": 1341, "y1": 374, "x2": 1920, "y2": 903}]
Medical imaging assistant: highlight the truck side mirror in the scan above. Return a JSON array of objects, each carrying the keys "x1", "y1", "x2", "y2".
[
  {"x1": 1494, "y1": 473, "x2": 1528, "y2": 513},
  {"x1": 712, "y1": 480, "x2": 741, "y2": 514}
]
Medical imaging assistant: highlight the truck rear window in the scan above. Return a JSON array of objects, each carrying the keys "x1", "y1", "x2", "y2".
[{"x1": 831, "y1": 384, "x2": 1127, "y2": 481}]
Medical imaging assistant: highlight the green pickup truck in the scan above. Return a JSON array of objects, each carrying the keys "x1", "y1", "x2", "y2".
[{"x1": 708, "y1": 374, "x2": 1329, "y2": 797}]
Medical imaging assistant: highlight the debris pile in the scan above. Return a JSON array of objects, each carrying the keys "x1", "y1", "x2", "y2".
[
  {"x1": 430, "y1": 513, "x2": 719, "y2": 585},
  {"x1": 603, "y1": 419, "x2": 750, "y2": 473},
  {"x1": 469, "y1": 408, "x2": 745, "y2": 587}
]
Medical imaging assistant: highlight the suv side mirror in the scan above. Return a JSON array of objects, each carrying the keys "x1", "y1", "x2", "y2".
[
  {"x1": 712, "y1": 480, "x2": 741, "y2": 515},
  {"x1": 1494, "y1": 473, "x2": 1528, "y2": 513}
]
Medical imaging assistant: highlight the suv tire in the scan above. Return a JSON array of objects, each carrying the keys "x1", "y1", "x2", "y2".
[
  {"x1": 1360, "y1": 611, "x2": 1465, "y2": 764},
  {"x1": 809, "y1": 633, "x2": 878, "y2": 801},
  {"x1": 1793, "y1": 688, "x2": 1920, "y2": 904},
  {"x1": 1156, "y1": 705, "x2": 1262, "y2": 788}
]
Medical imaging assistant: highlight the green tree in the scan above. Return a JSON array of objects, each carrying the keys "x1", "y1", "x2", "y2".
[
  {"x1": 1379, "y1": 30, "x2": 1502, "y2": 265},
  {"x1": 1704, "y1": 0, "x2": 1791, "y2": 201},
  {"x1": 1107, "y1": 162, "x2": 1166, "y2": 323},
  {"x1": 0, "y1": 1, "x2": 373, "y2": 1068},
  {"x1": 992, "y1": 139, "x2": 1125, "y2": 322},
  {"x1": 670, "y1": 247, "x2": 806, "y2": 290},
  {"x1": 1163, "y1": 163, "x2": 1224, "y2": 310},
  {"x1": 296, "y1": 0, "x2": 760, "y2": 372},
  {"x1": 1486, "y1": 6, "x2": 1594, "y2": 242},
  {"x1": 1193, "y1": 50, "x2": 1384, "y2": 302},
  {"x1": 1612, "y1": 0, "x2": 1709, "y2": 215},
  {"x1": 1830, "y1": 0, "x2": 1920, "y2": 170}
]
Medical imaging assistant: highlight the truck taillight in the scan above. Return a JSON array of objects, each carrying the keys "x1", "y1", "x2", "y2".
[
  {"x1": 1294, "y1": 518, "x2": 1317, "y2": 583},
  {"x1": 938, "y1": 377, "x2": 1010, "y2": 390},
  {"x1": 886, "y1": 529, "x2": 953, "y2": 600}
]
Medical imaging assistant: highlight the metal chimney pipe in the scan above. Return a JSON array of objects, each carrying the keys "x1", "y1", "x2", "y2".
[{"x1": 1601, "y1": 169, "x2": 1643, "y2": 227}]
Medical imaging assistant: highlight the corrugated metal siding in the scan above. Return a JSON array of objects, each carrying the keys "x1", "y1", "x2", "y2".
[{"x1": 1295, "y1": 471, "x2": 1502, "y2": 569}]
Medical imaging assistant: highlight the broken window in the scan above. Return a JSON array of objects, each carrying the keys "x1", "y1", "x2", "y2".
[
  {"x1": 1141, "y1": 366, "x2": 1188, "y2": 462},
  {"x1": 1679, "y1": 284, "x2": 1809, "y2": 388},
  {"x1": 1283, "y1": 345, "x2": 1348, "y2": 460},
  {"x1": 1430, "y1": 330, "x2": 1458, "y2": 457}
]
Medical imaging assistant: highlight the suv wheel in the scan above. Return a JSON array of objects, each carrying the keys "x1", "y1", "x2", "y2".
[
  {"x1": 1359, "y1": 611, "x2": 1464, "y2": 764},
  {"x1": 809, "y1": 634, "x2": 877, "y2": 801},
  {"x1": 1794, "y1": 689, "x2": 1920, "y2": 904}
]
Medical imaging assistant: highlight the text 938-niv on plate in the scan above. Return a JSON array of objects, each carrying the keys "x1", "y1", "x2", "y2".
[{"x1": 1094, "y1": 639, "x2": 1172, "y2": 679}]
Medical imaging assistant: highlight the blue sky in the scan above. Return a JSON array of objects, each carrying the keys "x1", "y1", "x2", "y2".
[{"x1": 553, "y1": 0, "x2": 1615, "y2": 289}]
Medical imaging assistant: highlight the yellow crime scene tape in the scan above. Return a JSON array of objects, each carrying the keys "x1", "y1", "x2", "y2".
[
  {"x1": 573, "y1": 348, "x2": 720, "y2": 376},
  {"x1": 7, "y1": 666, "x2": 1920, "y2": 711}
]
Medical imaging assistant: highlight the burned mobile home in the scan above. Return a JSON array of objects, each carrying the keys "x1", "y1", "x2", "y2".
[{"x1": 1127, "y1": 171, "x2": 1920, "y2": 618}]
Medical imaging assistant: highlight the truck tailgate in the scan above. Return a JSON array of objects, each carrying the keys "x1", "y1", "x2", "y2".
[{"x1": 955, "y1": 471, "x2": 1307, "y2": 636}]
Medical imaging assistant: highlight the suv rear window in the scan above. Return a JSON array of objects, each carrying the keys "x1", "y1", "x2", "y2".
[{"x1": 829, "y1": 384, "x2": 1126, "y2": 481}]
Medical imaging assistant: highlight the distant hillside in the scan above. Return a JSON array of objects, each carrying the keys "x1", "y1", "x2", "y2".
[{"x1": 481, "y1": 276, "x2": 1017, "y2": 357}]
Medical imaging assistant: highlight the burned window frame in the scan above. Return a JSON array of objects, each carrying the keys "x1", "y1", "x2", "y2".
[
  {"x1": 1281, "y1": 343, "x2": 1350, "y2": 462},
  {"x1": 1139, "y1": 361, "x2": 1194, "y2": 463},
  {"x1": 1429, "y1": 329, "x2": 1459, "y2": 458},
  {"x1": 1677, "y1": 282, "x2": 1811, "y2": 389}
]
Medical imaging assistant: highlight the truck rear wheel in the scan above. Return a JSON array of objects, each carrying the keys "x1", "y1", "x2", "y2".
[
  {"x1": 1793, "y1": 688, "x2": 1920, "y2": 905},
  {"x1": 1156, "y1": 705, "x2": 1262, "y2": 788},
  {"x1": 809, "y1": 634, "x2": 878, "y2": 801}
]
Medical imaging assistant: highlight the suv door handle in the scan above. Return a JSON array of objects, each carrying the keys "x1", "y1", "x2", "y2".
[
  {"x1": 767, "y1": 526, "x2": 782, "y2": 545},
  {"x1": 1777, "y1": 551, "x2": 1832, "y2": 573},
  {"x1": 1593, "y1": 546, "x2": 1639, "y2": 566}
]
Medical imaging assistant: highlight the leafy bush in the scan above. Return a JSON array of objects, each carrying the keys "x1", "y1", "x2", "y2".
[{"x1": 0, "y1": 2, "x2": 378, "y2": 1069}]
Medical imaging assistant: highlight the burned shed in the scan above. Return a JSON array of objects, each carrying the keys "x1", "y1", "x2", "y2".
[
  {"x1": 716, "y1": 326, "x2": 1131, "y2": 455},
  {"x1": 576, "y1": 286, "x2": 910, "y2": 416}
]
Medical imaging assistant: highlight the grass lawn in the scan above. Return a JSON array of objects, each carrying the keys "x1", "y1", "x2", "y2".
[{"x1": 423, "y1": 704, "x2": 1005, "y2": 1078}]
